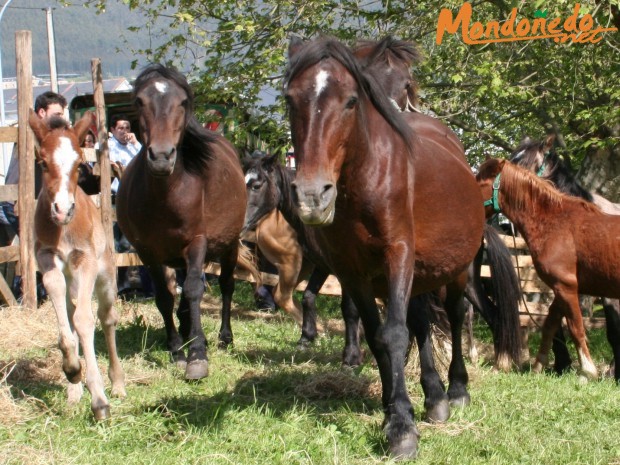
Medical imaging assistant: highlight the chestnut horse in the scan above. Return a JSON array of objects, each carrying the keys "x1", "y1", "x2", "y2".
[
  {"x1": 478, "y1": 158, "x2": 620, "y2": 382},
  {"x1": 116, "y1": 64, "x2": 255, "y2": 380},
  {"x1": 510, "y1": 135, "x2": 620, "y2": 377},
  {"x1": 30, "y1": 111, "x2": 125, "y2": 420},
  {"x1": 285, "y1": 37, "x2": 486, "y2": 459}
]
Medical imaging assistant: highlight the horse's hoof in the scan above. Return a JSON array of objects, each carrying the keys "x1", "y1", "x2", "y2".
[
  {"x1": 424, "y1": 399, "x2": 451, "y2": 423},
  {"x1": 296, "y1": 338, "x2": 312, "y2": 351},
  {"x1": 388, "y1": 430, "x2": 419, "y2": 461},
  {"x1": 449, "y1": 393, "x2": 471, "y2": 408},
  {"x1": 93, "y1": 404, "x2": 111, "y2": 421},
  {"x1": 185, "y1": 359, "x2": 209, "y2": 380},
  {"x1": 111, "y1": 384, "x2": 127, "y2": 399},
  {"x1": 342, "y1": 349, "x2": 364, "y2": 368},
  {"x1": 217, "y1": 339, "x2": 232, "y2": 350},
  {"x1": 175, "y1": 359, "x2": 188, "y2": 371},
  {"x1": 532, "y1": 361, "x2": 544, "y2": 374}
]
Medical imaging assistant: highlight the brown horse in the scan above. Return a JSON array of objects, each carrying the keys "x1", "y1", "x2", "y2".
[
  {"x1": 478, "y1": 158, "x2": 620, "y2": 381},
  {"x1": 285, "y1": 37, "x2": 486, "y2": 459},
  {"x1": 116, "y1": 64, "x2": 255, "y2": 380},
  {"x1": 30, "y1": 111, "x2": 125, "y2": 420},
  {"x1": 510, "y1": 135, "x2": 620, "y2": 377}
]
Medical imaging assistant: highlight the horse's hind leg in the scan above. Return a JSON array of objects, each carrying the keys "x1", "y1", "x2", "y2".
[
  {"x1": 408, "y1": 294, "x2": 450, "y2": 423},
  {"x1": 443, "y1": 281, "x2": 470, "y2": 407},
  {"x1": 217, "y1": 244, "x2": 238, "y2": 350},
  {"x1": 95, "y1": 259, "x2": 126, "y2": 399},
  {"x1": 602, "y1": 298, "x2": 620, "y2": 382},
  {"x1": 298, "y1": 266, "x2": 327, "y2": 350},
  {"x1": 148, "y1": 265, "x2": 186, "y2": 368},
  {"x1": 341, "y1": 290, "x2": 363, "y2": 367}
]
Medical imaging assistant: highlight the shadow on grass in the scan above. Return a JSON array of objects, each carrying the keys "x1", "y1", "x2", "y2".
[{"x1": 138, "y1": 365, "x2": 387, "y2": 457}]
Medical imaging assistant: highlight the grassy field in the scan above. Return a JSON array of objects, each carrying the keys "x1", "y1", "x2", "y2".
[{"x1": 1, "y1": 281, "x2": 619, "y2": 465}]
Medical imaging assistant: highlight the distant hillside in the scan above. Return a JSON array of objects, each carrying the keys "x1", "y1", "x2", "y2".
[{"x1": 1, "y1": 1, "x2": 156, "y2": 78}]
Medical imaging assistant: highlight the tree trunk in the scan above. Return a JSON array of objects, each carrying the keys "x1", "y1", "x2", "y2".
[{"x1": 577, "y1": 124, "x2": 620, "y2": 202}]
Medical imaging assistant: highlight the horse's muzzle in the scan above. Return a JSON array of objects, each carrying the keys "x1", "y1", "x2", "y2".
[
  {"x1": 291, "y1": 180, "x2": 337, "y2": 226},
  {"x1": 147, "y1": 146, "x2": 177, "y2": 177}
]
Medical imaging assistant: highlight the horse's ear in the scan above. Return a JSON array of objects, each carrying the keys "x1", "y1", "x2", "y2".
[
  {"x1": 264, "y1": 153, "x2": 280, "y2": 171},
  {"x1": 288, "y1": 34, "x2": 304, "y2": 58},
  {"x1": 74, "y1": 111, "x2": 93, "y2": 146},
  {"x1": 28, "y1": 109, "x2": 48, "y2": 147},
  {"x1": 543, "y1": 134, "x2": 556, "y2": 152}
]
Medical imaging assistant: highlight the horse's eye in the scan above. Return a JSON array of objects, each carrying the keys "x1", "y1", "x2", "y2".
[
  {"x1": 39, "y1": 160, "x2": 48, "y2": 172},
  {"x1": 345, "y1": 96, "x2": 358, "y2": 109},
  {"x1": 251, "y1": 182, "x2": 262, "y2": 191},
  {"x1": 135, "y1": 97, "x2": 144, "y2": 108}
]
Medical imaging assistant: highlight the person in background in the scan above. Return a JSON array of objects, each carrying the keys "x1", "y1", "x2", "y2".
[
  {"x1": 108, "y1": 114, "x2": 141, "y2": 198},
  {"x1": 83, "y1": 130, "x2": 96, "y2": 148},
  {"x1": 106, "y1": 114, "x2": 153, "y2": 299}
]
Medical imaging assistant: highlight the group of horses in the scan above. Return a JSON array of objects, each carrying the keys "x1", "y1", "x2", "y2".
[{"x1": 29, "y1": 34, "x2": 618, "y2": 460}]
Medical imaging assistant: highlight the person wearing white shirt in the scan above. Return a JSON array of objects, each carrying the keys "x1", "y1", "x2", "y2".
[{"x1": 108, "y1": 114, "x2": 141, "y2": 194}]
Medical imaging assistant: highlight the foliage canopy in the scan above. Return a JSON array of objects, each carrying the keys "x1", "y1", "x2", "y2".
[{"x1": 89, "y1": 1, "x2": 619, "y2": 176}]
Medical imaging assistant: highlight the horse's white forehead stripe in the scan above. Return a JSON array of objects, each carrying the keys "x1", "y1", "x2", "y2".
[
  {"x1": 315, "y1": 70, "x2": 329, "y2": 96},
  {"x1": 53, "y1": 137, "x2": 78, "y2": 207},
  {"x1": 154, "y1": 81, "x2": 168, "y2": 93},
  {"x1": 245, "y1": 170, "x2": 258, "y2": 185}
]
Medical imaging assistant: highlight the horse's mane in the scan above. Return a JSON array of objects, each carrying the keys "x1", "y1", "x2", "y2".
[
  {"x1": 355, "y1": 36, "x2": 422, "y2": 69},
  {"x1": 134, "y1": 64, "x2": 217, "y2": 175},
  {"x1": 284, "y1": 37, "x2": 414, "y2": 152},
  {"x1": 355, "y1": 36, "x2": 421, "y2": 109},
  {"x1": 501, "y1": 160, "x2": 600, "y2": 215},
  {"x1": 510, "y1": 138, "x2": 594, "y2": 202}
]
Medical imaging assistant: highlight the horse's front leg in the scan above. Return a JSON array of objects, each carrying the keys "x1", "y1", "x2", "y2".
[
  {"x1": 181, "y1": 238, "x2": 210, "y2": 380},
  {"x1": 148, "y1": 265, "x2": 186, "y2": 368},
  {"x1": 38, "y1": 252, "x2": 82, "y2": 389},
  {"x1": 376, "y1": 242, "x2": 419, "y2": 460},
  {"x1": 602, "y1": 298, "x2": 620, "y2": 382},
  {"x1": 298, "y1": 266, "x2": 328, "y2": 350},
  {"x1": 73, "y1": 260, "x2": 111, "y2": 420}
]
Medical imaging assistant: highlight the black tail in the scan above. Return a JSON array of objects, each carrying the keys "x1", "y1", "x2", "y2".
[{"x1": 466, "y1": 225, "x2": 522, "y2": 370}]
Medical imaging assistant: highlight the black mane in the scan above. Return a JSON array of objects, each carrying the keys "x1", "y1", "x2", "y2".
[
  {"x1": 133, "y1": 64, "x2": 218, "y2": 175},
  {"x1": 284, "y1": 37, "x2": 414, "y2": 151},
  {"x1": 510, "y1": 138, "x2": 593, "y2": 202}
]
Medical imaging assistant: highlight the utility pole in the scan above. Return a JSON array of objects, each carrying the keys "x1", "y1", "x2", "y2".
[{"x1": 44, "y1": 7, "x2": 58, "y2": 93}]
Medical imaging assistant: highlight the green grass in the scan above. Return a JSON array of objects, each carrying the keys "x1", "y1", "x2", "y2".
[{"x1": 1, "y1": 282, "x2": 619, "y2": 465}]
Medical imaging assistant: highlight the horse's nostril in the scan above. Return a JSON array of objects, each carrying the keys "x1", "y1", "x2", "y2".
[{"x1": 321, "y1": 184, "x2": 334, "y2": 201}]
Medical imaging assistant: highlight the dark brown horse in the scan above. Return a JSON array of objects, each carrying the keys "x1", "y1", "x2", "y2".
[
  {"x1": 116, "y1": 64, "x2": 255, "y2": 380},
  {"x1": 478, "y1": 158, "x2": 620, "y2": 382},
  {"x1": 30, "y1": 111, "x2": 125, "y2": 420},
  {"x1": 285, "y1": 37, "x2": 486, "y2": 459}
]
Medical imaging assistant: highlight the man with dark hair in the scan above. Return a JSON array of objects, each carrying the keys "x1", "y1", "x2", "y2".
[{"x1": 108, "y1": 114, "x2": 141, "y2": 195}]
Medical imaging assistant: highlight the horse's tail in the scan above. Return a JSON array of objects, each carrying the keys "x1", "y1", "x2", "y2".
[
  {"x1": 470, "y1": 225, "x2": 522, "y2": 371},
  {"x1": 236, "y1": 239, "x2": 261, "y2": 285}
]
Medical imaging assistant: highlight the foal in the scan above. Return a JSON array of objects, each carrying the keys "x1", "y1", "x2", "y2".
[{"x1": 30, "y1": 111, "x2": 125, "y2": 420}]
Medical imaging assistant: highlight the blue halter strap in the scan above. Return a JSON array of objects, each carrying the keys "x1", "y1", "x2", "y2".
[{"x1": 483, "y1": 173, "x2": 502, "y2": 213}]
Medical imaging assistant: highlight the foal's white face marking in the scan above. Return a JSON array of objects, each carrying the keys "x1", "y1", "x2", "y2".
[
  {"x1": 52, "y1": 137, "x2": 79, "y2": 213},
  {"x1": 315, "y1": 70, "x2": 329, "y2": 96},
  {"x1": 245, "y1": 170, "x2": 259, "y2": 186},
  {"x1": 154, "y1": 81, "x2": 168, "y2": 93}
]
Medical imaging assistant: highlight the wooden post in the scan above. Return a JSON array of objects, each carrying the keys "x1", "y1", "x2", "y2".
[
  {"x1": 16, "y1": 31, "x2": 36, "y2": 310},
  {"x1": 91, "y1": 58, "x2": 114, "y2": 253}
]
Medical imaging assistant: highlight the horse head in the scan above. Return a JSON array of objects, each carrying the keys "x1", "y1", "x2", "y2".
[
  {"x1": 242, "y1": 153, "x2": 281, "y2": 233},
  {"x1": 133, "y1": 64, "x2": 194, "y2": 177},
  {"x1": 510, "y1": 134, "x2": 556, "y2": 174},
  {"x1": 476, "y1": 157, "x2": 505, "y2": 218},
  {"x1": 354, "y1": 36, "x2": 422, "y2": 111},
  {"x1": 285, "y1": 36, "x2": 411, "y2": 226},
  {"x1": 29, "y1": 110, "x2": 92, "y2": 225}
]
